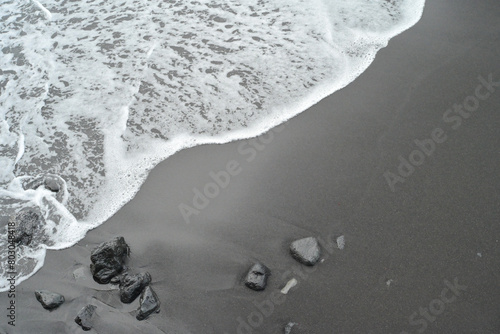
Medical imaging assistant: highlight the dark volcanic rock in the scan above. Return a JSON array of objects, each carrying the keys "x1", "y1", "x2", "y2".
[
  {"x1": 290, "y1": 237, "x2": 321, "y2": 266},
  {"x1": 11, "y1": 209, "x2": 44, "y2": 246},
  {"x1": 136, "y1": 286, "x2": 160, "y2": 321},
  {"x1": 35, "y1": 290, "x2": 65, "y2": 310},
  {"x1": 119, "y1": 272, "x2": 152, "y2": 303},
  {"x1": 23, "y1": 174, "x2": 67, "y2": 203},
  {"x1": 23, "y1": 174, "x2": 64, "y2": 193},
  {"x1": 43, "y1": 175, "x2": 62, "y2": 192},
  {"x1": 75, "y1": 305, "x2": 96, "y2": 331},
  {"x1": 244, "y1": 263, "x2": 270, "y2": 291},
  {"x1": 110, "y1": 273, "x2": 124, "y2": 285},
  {"x1": 90, "y1": 237, "x2": 129, "y2": 284}
]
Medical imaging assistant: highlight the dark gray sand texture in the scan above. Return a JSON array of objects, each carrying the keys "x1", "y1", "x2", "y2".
[{"x1": 1, "y1": 0, "x2": 499, "y2": 333}]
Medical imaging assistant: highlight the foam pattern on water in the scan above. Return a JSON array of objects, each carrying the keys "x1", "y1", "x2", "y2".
[{"x1": 0, "y1": 0, "x2": 425, "y2": 291}]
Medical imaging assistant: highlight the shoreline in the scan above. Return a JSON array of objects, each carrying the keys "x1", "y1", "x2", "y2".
[{"x1": 1, "y1": 0, "x2": 500, "y2": 333}]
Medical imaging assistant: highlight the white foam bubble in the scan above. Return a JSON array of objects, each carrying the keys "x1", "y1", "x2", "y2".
[{"x1": 0, "y1": 0, "x2": 426, "y2": 291}]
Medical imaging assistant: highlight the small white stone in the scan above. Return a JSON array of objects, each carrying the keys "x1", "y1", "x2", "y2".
[
  {"x1": 285, "y1": 322, "x2": 298, "y2": 334},
  {"x1": 337, "y1": 235, "x2": 345, "y2": 250},
  {"x1": 281, "y1": 278, "x2": 298, "y2": 294}
]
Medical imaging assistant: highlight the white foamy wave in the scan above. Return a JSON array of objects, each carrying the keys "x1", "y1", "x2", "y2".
[{"x1": 0, "y1": 0, "x2": 425, "y2": 291}]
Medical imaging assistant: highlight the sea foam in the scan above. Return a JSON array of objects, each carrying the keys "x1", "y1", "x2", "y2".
[{"x1": 0, "y1": 0, "x2": 425, "y2": 291}]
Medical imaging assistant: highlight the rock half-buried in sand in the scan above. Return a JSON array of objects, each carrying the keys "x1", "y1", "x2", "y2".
[
  {"x1": 244, "y1": 263, "x2": 270, "y2": 291},
  {"x1": 119, "y1": 272, "x2": 152, "y2": 303},
  {"x1": 136, "y1": 286, "x2": 160, "y2": 320},
  {"x1": 285, "y1": 322, "x2": 298, "y2": 333},
  {"x1": 34, "y1": 290, "x2": 65, "y2": 310},
  {"x1": 289, "y1": 237, "x2": 321, "y2": 266},
  {"x1": 90, "y1": 236, "x2": 129, "y2": 284},
  {"x1": 75, "y1": 304, "x2": 97, "y2": 331},
  {"x1": 11, "y1": 208, "x2": 44, "y2": 246}
]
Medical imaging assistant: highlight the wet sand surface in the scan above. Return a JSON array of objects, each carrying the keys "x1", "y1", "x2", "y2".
[{"x1": 1, "y1": 0, "x2": 499, "y2": 333}]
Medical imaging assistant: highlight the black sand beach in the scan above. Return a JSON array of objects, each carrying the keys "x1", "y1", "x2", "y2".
[{"x1": 1, "y1": 0, "x2": 499, "y2": 333}]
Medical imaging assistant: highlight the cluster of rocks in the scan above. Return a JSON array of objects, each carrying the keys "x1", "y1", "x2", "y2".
[
  {"x1": 77, "y1": 236, "x2": 160, "y2": 330},
  {"x1": 242, "y1": 237, "x2": 323, "y2": 333},
  {"x1": 244, "y1": 236, "x2": 321, "y2": 292},
  {"x1": 33, "y1": 236, "x2": 160, "y2": 331},
  {"x1": 24, "y1": 208, "x2": 330, "y2": 334},
  {"x1": 12, "y1": 176, "x2": 331, "y2": 333}
]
